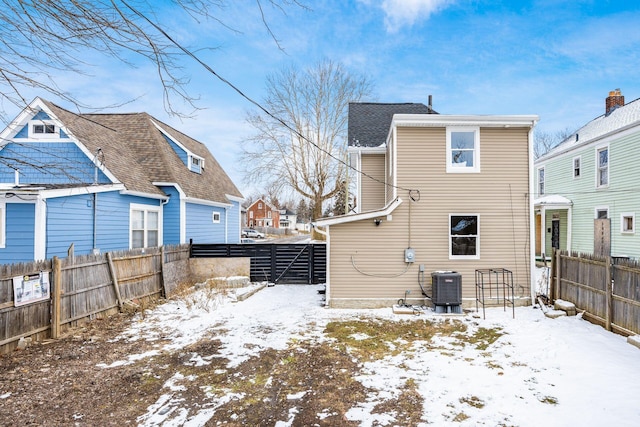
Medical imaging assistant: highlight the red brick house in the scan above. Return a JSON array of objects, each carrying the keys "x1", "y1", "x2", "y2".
[{"x1": 246, "y1": 198, "x2": 280, "y2": 228}]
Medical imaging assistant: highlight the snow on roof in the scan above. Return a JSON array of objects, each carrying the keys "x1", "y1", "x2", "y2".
[
  {"x1": 534, "y1": 194, "x2": 573, "y2": 206},
  {"x1": 543, "y1": 97, "x2": 640, "y2": 159}
]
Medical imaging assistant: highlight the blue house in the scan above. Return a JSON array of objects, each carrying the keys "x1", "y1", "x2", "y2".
[{"x1": 0, "y1": 97, "x2": 244, "y2": 263}]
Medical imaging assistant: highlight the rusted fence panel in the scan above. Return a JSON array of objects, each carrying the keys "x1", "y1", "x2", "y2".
[
  {"x1": 554, "y1": 250, "x2": 640, "y2": 336},
  {"x1": 0, "y1": 244, "x2": 191, "y2": 354}
]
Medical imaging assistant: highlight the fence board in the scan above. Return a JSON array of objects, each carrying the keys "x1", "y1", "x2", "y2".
[
  {"x1": 0, "y1": 244, "x2": 191, "y2": 354},
  {"x1": 554, "y1": 250, "x2": 640, "y2": 336}
]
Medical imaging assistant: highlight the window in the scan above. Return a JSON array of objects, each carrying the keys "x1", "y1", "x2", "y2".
[
  {"x1": 212, "y1": 212, "x2": 221, "y2": 223},
  {"x1": 130, "y1": 205, "x2": 160, "y2": 249},
  {"x1": 33, "y1": 124, "x2": 55, "y2": 134},
  {"x1": 446, "y1": 127, "x2": 480, "y2": 173},
  {"x1": 249, "y1": 211, "x2": 254, "y2": 219},
  {"x1": 267, "y1": 211, "x2": 272, "y2": 218},
  {"x1": 597, "y1": 147, "x2": 608, "y2": 187},
  {"x1": 596, "y1": 207, "x2": 609, "y2": 219},
  {"x1": 29, "y1": 121, "x2": 57, "y2": 138},
  {"x1": 573, "y1": 156, "x2": 581, "y2": 178},
  {"x1": 258, "y1": 203, "x2": 262, "y2": 209},
  {"x1": 621, "y1": 213, "x2": 635, "y2": 233},
  {"x1": 189, "y1": 155, "x2": 203, "y2": 174},
  {"x1": 449, "y1": 215, "x2": 479, "y2": 259},
  {"x1": 538, "y1": 167, "x2": 545, "y2": 195}
]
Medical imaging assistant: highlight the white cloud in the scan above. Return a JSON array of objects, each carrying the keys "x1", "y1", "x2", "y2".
[{"x1": 381, "y1": 0, "x2": 455, "y2": 32}]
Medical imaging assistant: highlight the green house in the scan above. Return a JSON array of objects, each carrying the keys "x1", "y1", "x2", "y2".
[{"x1": 534, "y1": 89, "x2": 640, "y2": 260}]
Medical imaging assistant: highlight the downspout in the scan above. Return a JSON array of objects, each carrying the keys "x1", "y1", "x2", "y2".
[
  {"x1": 92, "y1": 148, "x2": 103, "y2": 254},
  {"x1": 528, "y1": 124, "x2": 537, "y2": 306}
]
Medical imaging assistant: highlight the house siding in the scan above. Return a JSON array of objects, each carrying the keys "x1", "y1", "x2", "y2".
[
  {"x1": 360, "y1": 154, "x2": 386, "y2": 212},
  {"x1": 227, "y1": 201, "x2": 241, "y2": 243},
  {"x1": 159, "y1": 186, "x2": 181, "y2": 244},
  {"x1": 45, "y1": 192, "x2": 161, "y2": 258},
  {"x1": 186, "y1": 202, "x2": 226, "y2": 243},
  {"x1": 0, "y1": 142, "x2": 109, "y2": 185},
  {"x1": 537, "y1": 127, "x2": 640, "y2": 258},
  {"x1": 327, "y1": 126, "x2": 532, "y2": 308},
  {"x1": 0, "y1": 203, "x2": 36, "y2": 263}
]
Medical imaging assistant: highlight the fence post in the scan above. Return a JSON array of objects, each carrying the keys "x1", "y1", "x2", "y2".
[
  {"x1": 107, "y1": 252, "x2": 124, "y2": 311},
  {"x1": 160, "y1": 246, "x2": 168, "y2": 299},
  {"x1": 605, "y1": 256, "x2": 612, "y2": 332},
  {"x1": 51, "y1": 256, "x2": 61, "y2": 339},
  {"x1": 554, "y1": 249, "x2": 561, "y2": 301}
]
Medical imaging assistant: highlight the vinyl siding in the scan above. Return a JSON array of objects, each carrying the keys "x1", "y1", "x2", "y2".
[
  {"x1": 159, "y1": 186, "x2": 182, "y2": 244},
  {"x1": 327, "y1": 126, "x2": 532, "y2": 307},
  {"x1": 360, "y1": 154, "x2": 386, "y2": 212},
  {"x1": 186, "y1": 202, "x2": 227, "y2": 243},
  {"x1": 0, "y1": 142, "x2": 109, "y2": 185},
  {"x1": 0, "y1": 203, "x2": 36, "y2": 263},
  {"x1": 46, "y1": 192, "x2": 161, "y2": 258},
  {"x1": 537, "y1": 127, "x2": 640, "y2": 257}
]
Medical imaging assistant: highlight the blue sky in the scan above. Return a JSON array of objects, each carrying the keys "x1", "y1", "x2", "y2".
[{"x1": 7, "y1": 0, "x2": 640, "y2": 197}]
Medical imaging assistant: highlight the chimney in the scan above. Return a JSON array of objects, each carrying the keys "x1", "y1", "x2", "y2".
[{"x1": 605, "y1": 88, "x2": 624, "y2": 116}]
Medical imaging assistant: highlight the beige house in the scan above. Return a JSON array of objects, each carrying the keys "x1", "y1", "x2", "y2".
[{"x1": 316, "y1": 102, "x2": 538, "y2": 309}]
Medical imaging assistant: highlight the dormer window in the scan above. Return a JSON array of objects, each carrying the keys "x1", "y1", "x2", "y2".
[{"x1": 189, "y1": 155, "x2": 204, "y2": 174}]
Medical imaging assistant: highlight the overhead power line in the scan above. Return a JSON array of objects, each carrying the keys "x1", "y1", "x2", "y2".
[{"x1": 120, "y1": 0, "x2": 418, "y2": 195}]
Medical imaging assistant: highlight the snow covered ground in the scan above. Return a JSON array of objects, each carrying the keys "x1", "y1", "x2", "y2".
[{"x1": 109, "y1": 277, "x2": 640, "y2": 426}]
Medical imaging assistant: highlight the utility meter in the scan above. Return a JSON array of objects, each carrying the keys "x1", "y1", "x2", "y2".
[{"x1": 404, "y1": 248, "x2": 415, "y2": 263}]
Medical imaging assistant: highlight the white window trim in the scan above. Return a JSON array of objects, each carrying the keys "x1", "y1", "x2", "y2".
[
  {"x1": 0, "y1": 202, "x2": 5, "y2": 248},
  {"x1": 537, "y1": 167, "x2": 545, "y2": 196},
  {"x1": 28, "y1": 120, "x2": 58, "y2": 139},
  {"x1": 446, "y1": 127, "x2": 480, "y2": 173},
  {"x1": 188, "y1": 155, "x2": 204, "y2": 174},
  {"x1": 212, "y1": 211, "x2": 221, "y2": 223},
  {"x1": 596, "y1": 145, "x2": 609, "y2": 188},
  {"x1": 595, "y1": 206, "x2": 609, "y2": 219},
  {"x1": 449, "y1": 213, "x2": 480, "y2": 260},
  {"x1": 621, "y1": 213, "x2": 635, "y2": 234},
  {"x1": 129, "y1": 203, "x2": 162, "y2": 249},
  {"x1": 573, "y1": 155, "x2": 581, "y2": 178}
]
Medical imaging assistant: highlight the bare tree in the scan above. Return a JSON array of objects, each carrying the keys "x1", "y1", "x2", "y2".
[
  {"x1": 534, "y1": 127, "x2": 575, "y2": 158},
  {"x1": 0, "y1": 0, "x2": 305, "y2": 124},
  {"x1": 240, "y1": 59, "x2": 373, "y2": 237}
]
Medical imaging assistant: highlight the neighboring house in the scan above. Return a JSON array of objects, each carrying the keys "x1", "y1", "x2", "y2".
[
  {"x1": 0, "y1": 97, "x2": 243, "y2": 264},
  {"x1": 246, "y1": 198, "x2": 280, "y2": 228},
  {"x1": 534, "y1": 89, "x2": 640, "y2": 259},
  {"x1": 279, "y1": 209, "x2": 297, "y2": 230},
  {"x1": 316, "y1": 102, "x2": 538, "y2": 309}
]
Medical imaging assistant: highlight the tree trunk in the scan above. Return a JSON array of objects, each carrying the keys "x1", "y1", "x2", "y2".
[{"x1": 311, "y1": 197, "x2": 326, "y2": 241}]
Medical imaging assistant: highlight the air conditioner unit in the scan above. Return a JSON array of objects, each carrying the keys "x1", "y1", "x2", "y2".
[{"x1": 431, "y1": 271, "x2": 462, "y2": 306}]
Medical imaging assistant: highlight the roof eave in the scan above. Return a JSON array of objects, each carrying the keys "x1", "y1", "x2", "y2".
[{"x1": 315, "y1": 197, "x2": 403, "y2": 227}]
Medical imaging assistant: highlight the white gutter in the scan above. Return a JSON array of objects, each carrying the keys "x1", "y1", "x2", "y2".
[{"x1": 315, "y1": 197, "x2": 403, "y2": 227}]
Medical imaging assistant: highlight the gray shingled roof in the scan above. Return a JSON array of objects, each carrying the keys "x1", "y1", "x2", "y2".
[
  {"x1": 348, "y1": 102, "x2": 437, "y2": 148},
  {"x1": 43, "y1": 100, "x2": 242, "y2": 203}
]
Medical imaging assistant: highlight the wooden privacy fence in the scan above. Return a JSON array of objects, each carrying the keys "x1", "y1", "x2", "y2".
[
  {"x1": 0, "y1": 244, "x2": 190, "y2": 354},
  {"x1": 552, "y1": 249, "x2": 640, "y2": 336}
]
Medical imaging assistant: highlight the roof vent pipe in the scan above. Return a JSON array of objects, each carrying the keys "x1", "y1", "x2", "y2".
[{"x1": 428, "y1": 95, "x2": 433, "y2": 110}]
